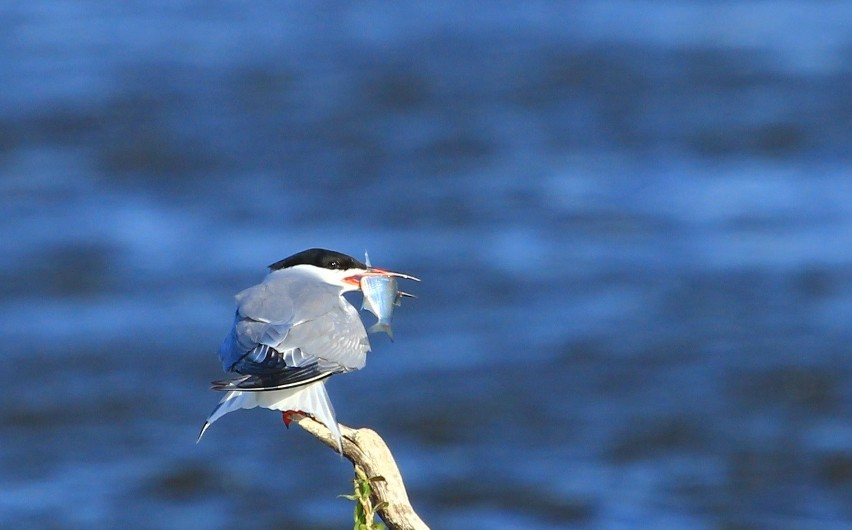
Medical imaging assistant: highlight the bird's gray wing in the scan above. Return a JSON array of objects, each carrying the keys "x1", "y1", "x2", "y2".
[
  {"x1": 281, "y1": 300, "x2": 370, "y2": 371},
  {"x1": 216, "y1": 269, "x2": 369, "y2": 391}
]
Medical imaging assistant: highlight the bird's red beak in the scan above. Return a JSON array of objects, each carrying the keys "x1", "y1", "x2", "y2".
[{"x1": 344, "y1": 268, "x2": 420, "y2": 286}]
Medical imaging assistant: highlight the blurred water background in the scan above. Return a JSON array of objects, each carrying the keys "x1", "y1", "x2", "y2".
[{"x1": 2, "y1": 1, "x2": 852, "y2": 528}]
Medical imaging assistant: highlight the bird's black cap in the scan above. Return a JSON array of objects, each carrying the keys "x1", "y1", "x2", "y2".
[{"x1": 268, "y1": 248, "x2": 367, "y2": 271}]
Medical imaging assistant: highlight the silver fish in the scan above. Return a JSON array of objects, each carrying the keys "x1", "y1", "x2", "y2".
[{"x1": 360, "y1": 251, "x2": 416, "y2": 340}]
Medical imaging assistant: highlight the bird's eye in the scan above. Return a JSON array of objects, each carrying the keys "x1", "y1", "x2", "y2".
[{"x1": 329, "y1": 260, "x2": 340, "y2": 269}]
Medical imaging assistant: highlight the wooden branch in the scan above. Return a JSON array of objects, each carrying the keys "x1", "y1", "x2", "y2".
[{"x1": 294, "y1": 415, "x2": 429, "y2": 530}]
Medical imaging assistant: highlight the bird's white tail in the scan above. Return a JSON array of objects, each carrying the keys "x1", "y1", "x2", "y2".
[{"x1": 197, "y1": 381, "x2": 342, "y2": 453}]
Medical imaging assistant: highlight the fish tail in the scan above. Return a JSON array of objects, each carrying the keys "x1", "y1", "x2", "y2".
[{"x1": 368, "y1": 321, "x2": 394, "y2": 341}]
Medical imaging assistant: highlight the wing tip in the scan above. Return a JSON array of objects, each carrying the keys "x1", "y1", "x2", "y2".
[{"x1": 211, "y1": 371, "x2": 336, "y2": 392}]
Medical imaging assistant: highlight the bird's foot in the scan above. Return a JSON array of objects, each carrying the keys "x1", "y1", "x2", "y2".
[{"x1": 282, "y1": 410, "x2": 308, "y2": 428}]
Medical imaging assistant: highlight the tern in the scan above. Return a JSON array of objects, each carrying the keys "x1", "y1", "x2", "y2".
[{"x1": 198, "y1": 248, "x2": 418, "y2": 452}]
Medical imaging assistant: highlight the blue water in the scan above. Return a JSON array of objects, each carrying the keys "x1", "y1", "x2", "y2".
[{"x1": 2, "y1": 1, "x2": 851, "y2": 528}]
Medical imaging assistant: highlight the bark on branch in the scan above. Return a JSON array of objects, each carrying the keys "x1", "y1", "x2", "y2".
[{"x1": 294, "y1": 415, "x2": 429, "y2": 530}]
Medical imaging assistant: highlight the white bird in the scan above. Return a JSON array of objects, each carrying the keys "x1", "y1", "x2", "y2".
[{"x1": 197, "y1": 248, "x2": 418, "y2": 452}]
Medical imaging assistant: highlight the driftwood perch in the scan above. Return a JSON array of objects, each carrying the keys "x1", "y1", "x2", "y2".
[{"x1": 294, "y1": 415, "x2": 429, "y2": 530}]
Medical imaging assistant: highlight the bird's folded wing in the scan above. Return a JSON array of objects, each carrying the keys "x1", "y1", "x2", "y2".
[
  {"x1": 216, "y1": 269, "x2": 371, "y2": 390},
  {"x1": 229, "y1": 343, "x2": 313, "y2": 374},
  {"x1": 284, "y1": 302, "x2": 370, "y2": 371},
  {"x1": 217, "y1": 339, "x2": 341, "y2": 389}
]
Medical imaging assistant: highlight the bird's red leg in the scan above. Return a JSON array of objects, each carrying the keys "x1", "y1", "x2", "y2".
[{"x1": 282, "y1": 410, "x2": 308, "y2": 428}]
